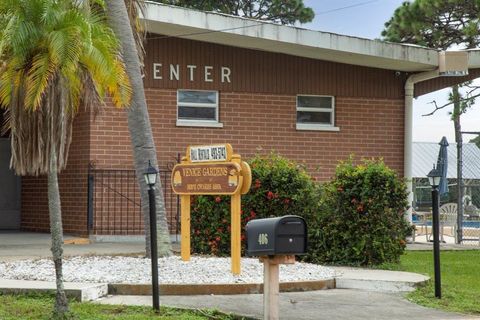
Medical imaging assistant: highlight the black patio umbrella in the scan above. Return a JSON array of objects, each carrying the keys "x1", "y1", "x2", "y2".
[{"x1": 436, "y1": 136, "x2": 449, "y2": 196}]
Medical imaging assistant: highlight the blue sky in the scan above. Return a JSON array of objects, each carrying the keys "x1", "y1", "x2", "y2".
[{"x1": 302, "y1": 0, "x2": 480, "y2": 143}]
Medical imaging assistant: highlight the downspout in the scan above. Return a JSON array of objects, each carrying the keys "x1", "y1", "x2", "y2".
[{"x1": 404, "y1": 69, "x2": 440, "y2": 223}]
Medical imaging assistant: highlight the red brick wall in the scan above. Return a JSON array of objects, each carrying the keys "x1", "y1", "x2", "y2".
[
  {"x1": 21, "y1": 109, "x2": 92, "y2": 235},
  {"x1": 20, "y1": 89, "x2": 404, "y2": 235},
  {"x1": 89, "y1": 90, "x2": 404, "y2": 180}
]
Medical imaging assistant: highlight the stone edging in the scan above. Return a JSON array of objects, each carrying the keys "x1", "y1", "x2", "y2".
[{"x1": 108, "y1": 279, "x2": 336, "y2": 296}]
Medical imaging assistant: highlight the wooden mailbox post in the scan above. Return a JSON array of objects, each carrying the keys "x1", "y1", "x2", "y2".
[{"x1": 171, "y1": 144, "x2": 251, "y2": 275}]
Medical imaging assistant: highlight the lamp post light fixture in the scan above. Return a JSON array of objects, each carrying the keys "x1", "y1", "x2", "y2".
[
  {"x1": 144, "y1": 161, "x2": 160, "y2": 312},
  {"x1": 427, "y1": 165, "x2": 442, "y2": 299}
]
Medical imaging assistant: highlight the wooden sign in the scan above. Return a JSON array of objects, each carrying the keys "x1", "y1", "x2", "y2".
[
  {"x1": 171, "y1": 162, "x2": 242, "y2": 195},
  {"x1": 172, "y1": 144, "x2": 251, "y2": 276}
]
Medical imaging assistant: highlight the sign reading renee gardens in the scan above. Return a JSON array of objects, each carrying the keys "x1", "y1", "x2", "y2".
[
  {"x1": 171, "y1": 143, "x2": 251, "y2": 275},
  {"x1": 172, "y1": 162, "x2": 242, "y2": 195},
  {"x1": 188, "y1": 144, "x2": 232, "y2": 162}
]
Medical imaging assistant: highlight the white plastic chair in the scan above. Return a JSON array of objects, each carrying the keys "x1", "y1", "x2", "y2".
[{"x1": 440, "y1": 203, "x2": 457, "y2": 243}]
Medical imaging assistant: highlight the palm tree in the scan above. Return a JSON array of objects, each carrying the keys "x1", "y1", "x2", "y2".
[
  {"x1": 105, "y1": 0, "x2": 172, "y2": 256},
  {"x1": 0, "y1": 0, "x2": 131, "y2": 316}
]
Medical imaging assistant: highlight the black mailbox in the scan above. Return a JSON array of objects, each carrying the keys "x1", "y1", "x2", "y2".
[{"x1": 245, "y1": 215, "x2": 307, "y2": 256}]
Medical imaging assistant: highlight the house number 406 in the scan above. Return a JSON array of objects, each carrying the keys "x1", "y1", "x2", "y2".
[{"x1": 258, "y1": 233, "x2": 268, "y2": 245}]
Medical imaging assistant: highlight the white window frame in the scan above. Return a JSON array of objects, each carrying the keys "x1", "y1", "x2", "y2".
[
  {"x1": 296, "y1": 95, "x2": 339, "y2": 131},
  {"x1": 176, "y1": 90, "x2": 223, "y2": 128}
]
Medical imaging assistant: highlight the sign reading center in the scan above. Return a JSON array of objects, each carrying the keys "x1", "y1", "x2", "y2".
[{"x1": 171, "y1": 144, "x2": 251, "y2": 275}]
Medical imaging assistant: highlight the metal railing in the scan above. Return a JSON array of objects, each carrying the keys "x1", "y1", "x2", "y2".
[{"x1": 87, "y1": 159, "x2": 179, "y2": 235}]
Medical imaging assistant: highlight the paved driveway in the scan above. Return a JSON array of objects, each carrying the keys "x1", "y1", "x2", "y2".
[{"x1": 99, "y1": 289, "x2": 477, "y2": 320}]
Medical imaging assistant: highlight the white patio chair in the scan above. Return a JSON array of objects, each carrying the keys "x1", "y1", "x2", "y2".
[{"x1": 440, "y1": 203, "x2": 457, "y2": 243}]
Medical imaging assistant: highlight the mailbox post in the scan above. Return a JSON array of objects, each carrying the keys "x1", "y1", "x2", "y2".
[{"x1": 246, "y1": 216, "x2": 307, "y2": 320}]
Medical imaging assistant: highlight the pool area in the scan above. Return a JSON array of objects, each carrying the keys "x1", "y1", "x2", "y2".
[{"x1": 412, "y1": 217, "x2": 480, "y2": 228}]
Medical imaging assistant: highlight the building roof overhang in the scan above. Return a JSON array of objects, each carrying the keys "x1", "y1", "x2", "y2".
[{"x1": 142, "y1": 2, "x2": 480, "y2": 73}]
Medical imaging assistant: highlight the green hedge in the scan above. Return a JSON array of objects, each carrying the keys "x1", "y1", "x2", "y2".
[
  {"x1": 306, "y1": 159, "x2": 412, "y2": 266},
  {"x1": 190, "y1": 154, "x2": 411, "y2": 266},
  {"x1": 190, "y1": 153, "x2": 319, "y2": 255}
]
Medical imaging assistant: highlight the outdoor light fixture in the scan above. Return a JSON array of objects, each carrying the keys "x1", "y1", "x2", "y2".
[
  {"x1": 144, "y1": 161, "x2": 160, "y2": 311},
  {"x1": 427, "y1": 166, "x2": 442, "y2": 189},
  {"x1": 144, "y1": 161, "x2": 158, "y2": 187},
  {"x1": 427, "y1": 163, "x2": 442, "y2": 299}
]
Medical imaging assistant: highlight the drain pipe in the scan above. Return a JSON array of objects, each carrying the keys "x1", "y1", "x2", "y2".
[{"x1": 404, "y1": 69, "x2": 440, "y2": 223}]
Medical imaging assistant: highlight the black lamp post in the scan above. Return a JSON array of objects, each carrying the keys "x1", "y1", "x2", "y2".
[
  {"x1": 144, "y1": 161, "x2": 160, "y2": 311},
  {"x1": 427, "y1": 165, "x2": 442, "y2": 299}
]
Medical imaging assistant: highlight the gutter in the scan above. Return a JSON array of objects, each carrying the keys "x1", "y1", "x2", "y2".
[{"x1": 404, "y1": 70, "x2": 440, "y2": 223}]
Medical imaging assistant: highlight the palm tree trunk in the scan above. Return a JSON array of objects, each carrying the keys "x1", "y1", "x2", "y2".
[
  {"x1": 48, "y1": 147, "x2": 69, "y2": 316},
  {"x1": 105, "y1": 0, "x2": 172, "y2": 256}
]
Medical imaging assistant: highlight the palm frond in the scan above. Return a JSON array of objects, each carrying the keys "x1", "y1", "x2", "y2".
[{"x1": 0, "y1": 0, "x2": 131, "y2": 176}]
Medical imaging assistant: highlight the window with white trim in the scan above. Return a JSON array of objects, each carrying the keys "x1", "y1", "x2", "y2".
[
  {"x1": 296, "y1": 95, "x2": 338, "y2": 131},
  {"x1": 177, "y1": 90, "x2": 222, "y2": 127}
]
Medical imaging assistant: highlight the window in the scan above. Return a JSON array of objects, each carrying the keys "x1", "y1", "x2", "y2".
[
  {"x1": 296, "y1": 95, "x2": 339, "y2": 131},
  {"x1": 176, "y1": 90, "x2": 222, "y2": 127}
]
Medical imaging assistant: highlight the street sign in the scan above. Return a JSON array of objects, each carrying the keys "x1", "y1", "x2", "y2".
[{"x1": 187, "y1": 144, "x2": 233, "y2": 162}]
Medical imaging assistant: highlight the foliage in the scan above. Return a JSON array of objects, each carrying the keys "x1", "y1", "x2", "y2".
[
  {"x1": 0, "y1": 0, "x2": 131, "y2": 316},
  {"x1": 470, "y1": 134, "x2": 480, "y2": 148},
  {"x1": 382, "y1": 0, "x2": 480, "y2": 50},
  {"x1": 154, "y1": 0, "x2": 314, "y2": 25},
  {"x1": 379, "y1": 251, "x2": 480, "y2": 315},
  {"x1": 0, "y1": 293, "x2": 241, "y2": 320},
  {"x1": 308, "y1": 159, "x2": 412, "y2": 266},
  {"x1": 191, "y1": 153, "x2": 319, "y2": 256},
  {"x1": 382, "y1": 0, "x2": 479, "y2": 121},
  {"x1": 0, "y1": 0, "x2": 131, "y2": 175}
]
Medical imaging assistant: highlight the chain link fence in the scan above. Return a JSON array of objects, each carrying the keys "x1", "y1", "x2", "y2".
[
  {"x1": 412, "y1": 139, "x2": 480, "y2": 245},
  {"x1": 460, "y1": 136, "x2": 480, "y2": 245}
]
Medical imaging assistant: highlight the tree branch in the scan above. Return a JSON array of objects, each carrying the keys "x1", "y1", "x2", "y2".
[{"x1": 423, "y1": 92, "x2": 480, "y2": 116}]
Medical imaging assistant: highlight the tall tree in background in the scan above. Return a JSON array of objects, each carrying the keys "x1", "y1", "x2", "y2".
[
  {"x1": 0, "y1": 0, "x2": 131, "y2": 316},
  {"x1": 105, "y1": 0, "x2": 173, "y2": 257},
  {"x1": 155, "y1": 0, "x2": 314, "y2": 24},
  {"x1": 382, "y1": 0, "x2": 480, "y2": 242}
]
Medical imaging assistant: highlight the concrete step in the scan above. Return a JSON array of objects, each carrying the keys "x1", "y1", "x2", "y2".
[
  {"x1": 0, "y1": 279, "x2": 108, "y2": 301},
  {"x1": 331, "y1": 267, "x2": 429, "y2": 292}
]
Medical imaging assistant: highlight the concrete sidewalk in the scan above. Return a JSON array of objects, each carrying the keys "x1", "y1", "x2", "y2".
[
  {"x1": 0, "y1": 231, "x2": 477, "y2": 319},
  {"x1": 97, "y1": 290, "x2": 476, "y2": 320},
  {"x1": 0, "y1": 231, "x2": 145, "y2": 261}
]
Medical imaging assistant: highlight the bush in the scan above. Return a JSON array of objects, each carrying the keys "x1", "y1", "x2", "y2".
[
  {"x1": 190, "y1": 153, "x2": 319, "y2": 256},
  {"x1": 306, "y1": 158, "x2": 412, "y2": 266}
]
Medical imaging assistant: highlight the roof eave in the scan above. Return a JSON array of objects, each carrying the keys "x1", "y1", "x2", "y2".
[{"x1": 142, "y1": 2, "x2": 439, "y2": 72}]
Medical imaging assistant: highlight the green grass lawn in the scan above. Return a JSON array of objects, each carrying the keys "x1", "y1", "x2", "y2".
[
  {"x1": 0, "y1": 294, "x2": 244, "y2": 320},
  {"x1": 381, "y1": 250, "x2": 480, "y2": 315}
]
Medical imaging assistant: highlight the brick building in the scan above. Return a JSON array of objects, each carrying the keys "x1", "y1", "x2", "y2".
[{"x1": 1, "y1": 3, "x2": 479, "y2": 236}]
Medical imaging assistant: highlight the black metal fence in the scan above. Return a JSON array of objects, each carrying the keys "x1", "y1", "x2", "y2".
[{"x1": 87, "y1": 162, "x2": 179, "y2": 236}]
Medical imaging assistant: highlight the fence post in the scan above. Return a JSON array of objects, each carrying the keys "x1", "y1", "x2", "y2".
[{"x1": 87, "y1": 170, "x2": 94, "y2": 233}]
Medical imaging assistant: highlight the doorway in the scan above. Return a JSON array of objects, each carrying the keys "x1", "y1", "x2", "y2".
[{"x1": 0, "y1": 110, "x2": 21, "y2": 230}]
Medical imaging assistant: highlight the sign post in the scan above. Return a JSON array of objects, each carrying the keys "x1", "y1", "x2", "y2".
[{"x1": 172, "y1": 144, "x2": 251, "y2": 274}]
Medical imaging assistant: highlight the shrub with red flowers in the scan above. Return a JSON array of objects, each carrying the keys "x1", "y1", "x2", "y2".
[
  {"x1": 190, "y1": 153, "x2": 319, "y2": 256},
  {"x1": 306, "y1": 158, "x2": 412, "y2": 266}
]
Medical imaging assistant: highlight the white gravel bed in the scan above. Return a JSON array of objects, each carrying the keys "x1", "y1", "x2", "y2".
[{"x1": 0, "y1": 256, "x2": 336, "y2": 285}]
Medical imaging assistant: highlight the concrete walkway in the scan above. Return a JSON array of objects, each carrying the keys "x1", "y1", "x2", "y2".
[
  {"x1": 0, "y1": 231, "x2": 145, "y2": 261},
  {"x1": 0, "y1": 231, "x2": 478, "y2": 320},
  {"x1": 98, "y1": 290, "x2": 476, "y2": 320}
]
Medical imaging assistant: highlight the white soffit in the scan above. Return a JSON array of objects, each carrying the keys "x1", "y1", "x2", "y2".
[{"x1": 143, "y1": 2, "x2": 440, "y2": 72}]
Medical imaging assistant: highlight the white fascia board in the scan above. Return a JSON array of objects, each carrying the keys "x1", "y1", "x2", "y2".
[{"x1": 143, "y1": 2, "x2": 439, "y2": 72}]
